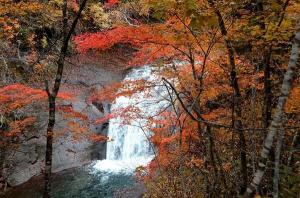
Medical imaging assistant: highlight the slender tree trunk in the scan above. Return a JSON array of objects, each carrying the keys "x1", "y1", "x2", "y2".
[
  {"x1": 43, "y1": 0, "x2": 88, "y2": 197},
  {"x1": 206, "y1": 126, "x2": 218, "y2": 185},
  {"x1": 254, "y1": 0, "x2": 272, "y2": 131},
  {"x1": 206, "y1": 125, "x2": 228, "y2": 196},
  {"x1": 262, "y1": 0, "x2": 290, "y2": 130},
  {"x1": 263, "y1": 49, "x2": 272, "y2": 129},
  {"x1": 245, "y1": 21, "x2": 300, "y2": 197},
  {"x1": 43, "y1": 95, "x2": 56, "y2": 198},
  {"x1": 259, "y1": 2, "x2": 290, "y2": 195},
  {"x1": 208, "y1": 1, "x2": 248, "y2": 193}
]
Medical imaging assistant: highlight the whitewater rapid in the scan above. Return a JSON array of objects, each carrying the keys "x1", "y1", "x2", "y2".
[{"x1": 93, "y1": 66, "x2": 168, "y2": 174}]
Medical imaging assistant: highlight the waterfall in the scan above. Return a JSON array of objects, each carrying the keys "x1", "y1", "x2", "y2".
[{"x1": 93, "y1": 66, "x2": 168, "y2": 174}]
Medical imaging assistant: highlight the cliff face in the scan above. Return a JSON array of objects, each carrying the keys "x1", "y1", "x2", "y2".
[{"x1": 2, "y1": 56, "x2": 127, "y2": 186}]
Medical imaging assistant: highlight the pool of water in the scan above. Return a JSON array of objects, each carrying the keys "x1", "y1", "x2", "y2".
[{"x1": 2, "y1": 163, "x2": 142, "y2": 198}]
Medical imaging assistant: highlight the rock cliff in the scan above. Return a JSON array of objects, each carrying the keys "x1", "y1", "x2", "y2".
[{"x1": 3, "y1": 57, "x2": 126, "y2": 186}]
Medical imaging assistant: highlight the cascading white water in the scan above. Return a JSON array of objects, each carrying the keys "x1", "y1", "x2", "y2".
[{"x1": 93, "y1": 66, "x2": 168, "y2": 174}]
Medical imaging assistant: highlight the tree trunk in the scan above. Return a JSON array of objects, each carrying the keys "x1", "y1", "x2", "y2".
[
  {"x1": 263, "y1": 49, "x2": 272, "y2": 129},
  {"x1": 208, "y1": 1, "x2": 248, "y2": 193},
  {"x1": 245, "y1": 21, "x2": 300, "y2": 197},
  {"x1": 43, "y1": 95, "x2": 55, "y2": 198},
  {"x1": 43, "y1": 0, "x2": 88, "y2": 197}
]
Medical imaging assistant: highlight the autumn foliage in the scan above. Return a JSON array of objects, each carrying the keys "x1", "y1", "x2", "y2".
[
  {"x1": 0, "y1": 0, "x2": 300, "y2": 197},
  {"x1": 105, "y1": 0, "x2": 118, "y2": 8},
  {"x1": 74, "y1": 0, "x2": 300, "y2": 197}
]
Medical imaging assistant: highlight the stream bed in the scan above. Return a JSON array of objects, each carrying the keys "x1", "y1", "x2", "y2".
[{"x1": 2, "y1": 164, "x2": 145, "y2": 198}]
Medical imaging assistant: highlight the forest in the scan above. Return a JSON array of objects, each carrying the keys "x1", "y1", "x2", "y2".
[{"x1": 0, "y1": 0, "x2": 299, "y2": 197}]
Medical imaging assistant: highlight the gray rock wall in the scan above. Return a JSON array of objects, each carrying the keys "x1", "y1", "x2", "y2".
[{"x1": 3, "y1": 60, "x2": 126, "y2": 186}]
